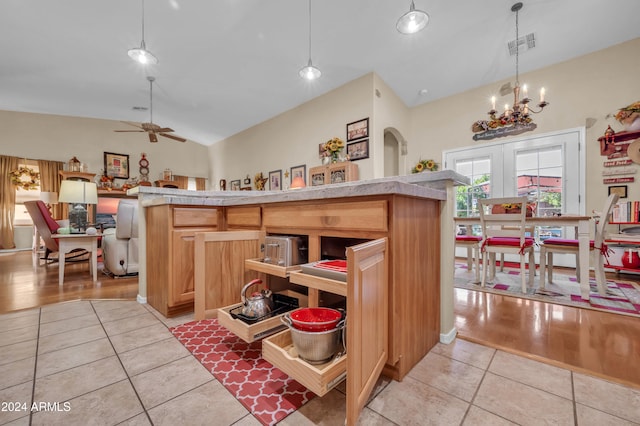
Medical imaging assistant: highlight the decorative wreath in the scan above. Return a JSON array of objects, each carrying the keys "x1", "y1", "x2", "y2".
[{"x1": 9, "y1": 166, "x2": 40, "y2": 190}]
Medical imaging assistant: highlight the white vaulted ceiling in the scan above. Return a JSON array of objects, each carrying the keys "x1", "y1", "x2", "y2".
[{"x1": 1, "y1": 0, "x2": 639, "y2": 146}]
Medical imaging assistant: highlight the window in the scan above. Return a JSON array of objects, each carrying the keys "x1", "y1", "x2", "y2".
[
  {"x1": 446, "y1": 128, "x2": 585, "y2": 265},
  {"x1": 13, "y1": 162, "x2": 41, "y2": 226}
]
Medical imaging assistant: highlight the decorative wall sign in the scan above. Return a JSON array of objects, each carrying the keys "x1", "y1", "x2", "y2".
[
  {"x1": 603, "y1": 159, "x2": 633, "y2": 167},
  {"x1": 472, "y1": 123, "x2": 537, "y2": 141},
  {"x1": 607, "y1": 152, "x2": 629, "y2": 160},
  {"x1": 603, "y1": 177, "x2": 635, "y2": 184},
  {"x1": 601, "y1": 168, "x2": 637, "y2": 176}
]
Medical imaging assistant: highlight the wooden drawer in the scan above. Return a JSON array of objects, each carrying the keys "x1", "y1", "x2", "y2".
[
  {"x1": 227, "y1": 206, "x2": 261, "y2": 228},
  {"x1": 289, "y1": 271, "x2": 347, "y2": 297},
  {"x1": 262, "y1": 329, "x2": 346, "y2": 396},
  {"x1": 245, "y1": 258, "x2": 301, "y2": 278},
  {"x1": 173, "y1": 207, "x2": 219, "y2": 227},
  {"x1": 217, "y1": 303, "x2": 288, "y2": 343},
  {"x1": 263, "y1": 200, "x2": 387, "y2": 232}
]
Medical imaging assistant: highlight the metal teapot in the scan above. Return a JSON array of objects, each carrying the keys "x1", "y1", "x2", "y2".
[{"x1": 240, "y1": 279, "x2": 274, "y2": 318}]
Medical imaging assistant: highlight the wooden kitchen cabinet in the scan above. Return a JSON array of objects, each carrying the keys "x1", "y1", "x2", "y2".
[
  {"x1": 211, "y1": 234, "x2": 388, "y2": 425},
  {"x1": 146, "y1": 205, "x2": 222, "y2": 317},
  {"x1": 143, "y1": 180, "x2": 445, "y2": 425},
  {"x1": 309, "y1": 162, "x2": 359, "y2": 186},
  {"x1": 263, "y1": 238, "x2": 388, "y2": 425}
]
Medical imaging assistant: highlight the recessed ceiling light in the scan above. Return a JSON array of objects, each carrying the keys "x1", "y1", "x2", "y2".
[{"x1": 419, "y1": 89, "x2": 429, "y2": 96}]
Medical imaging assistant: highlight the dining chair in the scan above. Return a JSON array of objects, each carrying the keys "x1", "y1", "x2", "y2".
[
  {"x1": 539, "y1": 193, "x2": 619, "y2": 293},
  {"x1": 479, "y1": 196, "x2": 536, "y2": 293},
  {"x1": 455, "y1": 225, "x2": 482, "y2": 283}
]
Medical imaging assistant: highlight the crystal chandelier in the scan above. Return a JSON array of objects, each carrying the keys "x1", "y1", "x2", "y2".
[{"x1": 473, "y1": 2, "x2": 548, "y2": 134}]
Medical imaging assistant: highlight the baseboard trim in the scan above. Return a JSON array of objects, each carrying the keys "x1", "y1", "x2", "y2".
[{"x1": 440, "y1": 327, "x2": 457, "y2": 344}]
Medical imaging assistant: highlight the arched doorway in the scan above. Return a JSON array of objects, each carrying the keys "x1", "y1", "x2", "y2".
[{"x1": 383, "y1": 127, "x2": 407, "y2": 177}]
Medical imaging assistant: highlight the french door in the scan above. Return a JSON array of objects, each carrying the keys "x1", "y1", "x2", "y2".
[{"x1": 446, "y1": 128, "x2": 586, "y2": 266}]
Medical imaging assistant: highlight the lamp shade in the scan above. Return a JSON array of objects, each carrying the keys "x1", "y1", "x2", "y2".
[
  {"x1": 58, "y1": 181, "x2": 98, "y2": 204},
  {"x1": 290, "y1": 176, "x2": 306, "y2": 189},
  {"x1": 396, "y1": 1, "x2": 429, "y2": 34},
  {"x1": 128, "y1": 46, "x2": 158, "y2": 65}
]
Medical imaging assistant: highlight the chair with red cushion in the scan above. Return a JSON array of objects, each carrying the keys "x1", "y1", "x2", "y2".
[
  {"x1": 479, "y1": 196, "x2": 535, "y2": 293},
  {"x1": 455, "y1": 232, "x2": 482, "y2": 283},
  {"x1": 539, "y1": 193, "x2": 618, "y2": 293},
  {"x1": 24, "y1": 200, "x2": 60, "y2": 261}
]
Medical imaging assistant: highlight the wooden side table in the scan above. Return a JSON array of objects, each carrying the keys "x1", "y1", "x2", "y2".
[{"x1": 52, "y1": 233, "x2": 101, "y2": 285}]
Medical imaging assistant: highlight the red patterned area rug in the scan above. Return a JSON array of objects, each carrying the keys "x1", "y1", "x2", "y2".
[
  {"x1": 170, "y1": 318, "x2": 315, "y2": 425},
  {"x1": 455, "y1": 263, "x2": 640, "y2": 318}
]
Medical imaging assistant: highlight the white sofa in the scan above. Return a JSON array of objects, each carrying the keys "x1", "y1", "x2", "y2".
[{"x1": 102, "y1": 199, "x2": 139, "y2": 276}]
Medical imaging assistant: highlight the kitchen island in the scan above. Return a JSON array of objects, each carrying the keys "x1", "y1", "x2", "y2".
[{"x1": 130, "y1": 170, "x2": 467, "y2": 383}]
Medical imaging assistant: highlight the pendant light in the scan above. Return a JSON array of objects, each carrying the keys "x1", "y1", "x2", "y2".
[
  {"x1": 396, "y1": 0, "x2": 429, "y2": 35},
  {"x1": 299, "y1": 0, "x2": 321, "y2": 80},
  {"x1": 128, "y1": 0, "x2": 158, "y2": 65}
]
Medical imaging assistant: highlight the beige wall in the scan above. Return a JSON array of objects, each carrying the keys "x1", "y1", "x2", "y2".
[
  {"x1": 209, "y1": 73, "x2": 375, "y2": 187},
  {"x1": 0, "y1": 111, "x2": 210, "y2": 186},
  {"x1": 408, "y1": 37, "x2": 640, "y2": 215},
  {"x1": 2, "y1": 37, "x2": 638, "y2": 207}
]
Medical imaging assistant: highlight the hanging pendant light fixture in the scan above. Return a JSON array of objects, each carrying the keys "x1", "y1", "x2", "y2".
[
  {"x1": 396, "y1": 0, "x2": 429, "y2": 35},
  {"x1": 299, "y1": 0, "x2": 321, "y2": 80},
  {"x1": 471, "y1": 2, "x2": 549, "y2": 136},
  {"x1": 128, "y1": 0, "x2": 158, "y2": 65}
]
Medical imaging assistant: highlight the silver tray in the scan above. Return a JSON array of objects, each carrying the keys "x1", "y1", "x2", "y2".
[{"x1": 299, "y1": 260, "x2": 347, "y2": 282}]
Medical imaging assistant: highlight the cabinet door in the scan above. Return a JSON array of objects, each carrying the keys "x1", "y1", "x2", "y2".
[
  {"x1": 346, "y1": 237, "x2": 388, "y2": 426},
  {"x1": 170, "y1": 228, "x2": 212, "y2": 306},
  {"x1": 194, "y1": 230, "x2": 264, "y2": 320}
]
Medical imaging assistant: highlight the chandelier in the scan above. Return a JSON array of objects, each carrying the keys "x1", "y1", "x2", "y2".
[{"x1": 473, "y1": 2, "x2": 548, "y2": 134}]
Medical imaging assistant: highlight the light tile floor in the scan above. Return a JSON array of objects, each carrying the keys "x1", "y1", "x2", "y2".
[{"x1": 1, "y1": 300, "x2": 639, "y2": 425}]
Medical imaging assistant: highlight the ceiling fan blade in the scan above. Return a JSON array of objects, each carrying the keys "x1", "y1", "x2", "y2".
[
  {"x1": 159, "y1": 132, "x2": 187, "y2": 142},
  {"x1": 148, "y1": 132, "x2": 158, "y2": 143},
  {"x1": 114, "y1": 130, "x2": 145, "y2": 133},
  {"x1": 155, "y1": 127, "x2": 174, "y2": 133}
]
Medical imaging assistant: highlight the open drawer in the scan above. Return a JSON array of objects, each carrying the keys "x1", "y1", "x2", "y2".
[
  {"x1": 262, "y1": 329, "x2": 347, "y2": 396},
  {"x1": 245, "y1": 258, "x2": 302, "y2": 278},
  {"x1": 217, "y1": 303, "x2": 289, "y2": 343},
  {"x1": 289, "y1": 270, "x2": 347, "y2": 297}
]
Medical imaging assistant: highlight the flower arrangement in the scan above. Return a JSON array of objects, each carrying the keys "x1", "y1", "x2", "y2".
[
  {"x1": 615, "y1": 100, "x2": 640, "y2": 131},
  {"x1": 411, "y1": 159, "x2": 438, "y2": 173},
  {"x1": 9, "y1": 166, "x2": 40, "y2": 190},
  {"x1": 323, "y1": 137, "x2": 345, "y2": 162}
]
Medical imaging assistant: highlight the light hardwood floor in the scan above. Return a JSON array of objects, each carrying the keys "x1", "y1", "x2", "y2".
[
  {"x1": 2, "y1": 250, "x2": 639, "y2": 390},
  {"x1": 0, "y1": 250, "x2": 138, "y2": 314}
]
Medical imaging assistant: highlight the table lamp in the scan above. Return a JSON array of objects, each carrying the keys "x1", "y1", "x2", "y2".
[
  {"x1": 290, "y1": 176, "x2": 306, "y2": 189},
  {"x1": 58, "y1": 181, "x2": 98, "y2": 233}
]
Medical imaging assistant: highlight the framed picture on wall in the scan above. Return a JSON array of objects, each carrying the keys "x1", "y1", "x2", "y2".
[
  {"x1": 608, "y1": 185, "x2": 628, "y2": 198},
  {"x1": 347, "y1": 139, "x2": 369, "y2": 161},
  {"x1": 269, "y1": 170, "x2": 282, "y2": 191},
  {"x1": 346, "y1": 117, "x2": 369, "y2": 142},
  {"x1": 104, "y1": 152, "x2": 129, "y2": 179}
]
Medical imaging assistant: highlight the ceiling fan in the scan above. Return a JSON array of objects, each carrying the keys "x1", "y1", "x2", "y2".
[{"x1": 115, "y1": 76, "x2": 186, "y2": 143}]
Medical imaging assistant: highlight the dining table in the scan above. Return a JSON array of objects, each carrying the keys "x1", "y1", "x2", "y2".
[{"x1": 454, "y1": 215, "x2": 598, "y2": 300}]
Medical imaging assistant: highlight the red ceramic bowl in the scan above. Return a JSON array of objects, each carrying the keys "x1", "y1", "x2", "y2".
[{"x1": 289, "y1": 307, "x2": 342, "y2": 332}]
